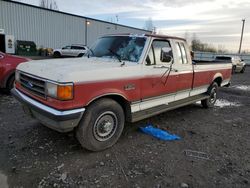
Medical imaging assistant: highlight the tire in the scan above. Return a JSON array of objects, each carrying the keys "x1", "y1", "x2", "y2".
[
  {"x1": 76, "y1": 98, "x2": 125, "y2": 151},
  {"x1": 201, "y1": 82, "x2": 218, "y2": 108},
  {"x1": 77, "y1": 53, "x2": 84, "y2": 57},
  {"x1": 53, "y1": 51, "x2": 61, "y2": 58},
  {"x1": 6, "y1": 75, "x2": 15, "y2": 92},
  {"x1": 240, "y1": 66, "x2": 245, "y2": 73},
  {"x1": 232, "y1": 65, "x2": 236, "y2": 74}
]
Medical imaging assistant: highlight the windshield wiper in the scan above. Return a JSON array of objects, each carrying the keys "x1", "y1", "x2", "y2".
[{"x1": 108, "y1": 49, "x2": 121, "y2": 62}]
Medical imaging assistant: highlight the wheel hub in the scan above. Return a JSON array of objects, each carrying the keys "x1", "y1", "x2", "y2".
[
  {"x1": 100, "y1": 120, "x2": 113, "y2": 133},
  {"x1": 210, "y1": 88, "x2": 217, "y2": 103},
  {"x1": 93, "y1": 111, "x2": 118, "y2": 142}
]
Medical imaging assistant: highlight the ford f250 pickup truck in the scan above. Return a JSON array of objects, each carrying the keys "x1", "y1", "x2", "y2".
[{"x1": 12, "y1": 34, "x2": 232, "y2": 151}]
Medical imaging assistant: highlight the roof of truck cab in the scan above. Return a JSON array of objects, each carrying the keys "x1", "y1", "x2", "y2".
[
  {"x1": 103, "y1": 33, "x2": 186, "y2": 41},
  {"x1": 145, "y1": 33, "x2": 186, "y2": 41}
]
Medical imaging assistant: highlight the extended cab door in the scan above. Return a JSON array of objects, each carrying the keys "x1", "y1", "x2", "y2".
[
  {"x1": 172, "y1": 40, "x2": 193, "y2": 100},
  {"x1": 140, "y1": 39, "x2": 178, "y2": 110}
]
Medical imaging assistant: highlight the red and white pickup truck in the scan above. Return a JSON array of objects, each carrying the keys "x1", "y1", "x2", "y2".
[{"x1": 12, "y1": 34, "x2": 232, "y2": 151}]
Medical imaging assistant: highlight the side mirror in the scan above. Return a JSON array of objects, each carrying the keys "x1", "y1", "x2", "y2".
[
  {"x1": 161, "y1": 47, "x2": 173, "y2": 63},
  {"x1": 161, "y1": 52, "x2": 173, "y2": 63}
]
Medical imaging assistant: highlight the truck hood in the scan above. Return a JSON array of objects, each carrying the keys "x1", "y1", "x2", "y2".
[{"x1": 17, "y1": 57, "x2": 140, "y2": 83}]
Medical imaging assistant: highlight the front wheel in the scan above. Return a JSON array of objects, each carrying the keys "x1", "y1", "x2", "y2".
[
  {"x1": 76, "y1": 98, "x2": 125, "y2": 151},
  {"x1": 201, "y1": 82, "x2": 218, "y2": 108},
  {"x1": 53, "y1": 51, "x2": 61, "y2": 58}
]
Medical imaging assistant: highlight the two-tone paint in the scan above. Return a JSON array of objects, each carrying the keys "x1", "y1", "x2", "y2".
[{"x1": 13, "y1": 34, "x2": 232, "y2": 132}]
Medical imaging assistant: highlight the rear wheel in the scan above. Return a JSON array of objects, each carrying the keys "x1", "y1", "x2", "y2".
[
  {"x1": 77, "y1": 53, "x2": 84, "y2": 57},
  {"x1": 201, "y1": 82, "x2": 218, "y2": 108},
  {"x1": 76, "y1": 98, "x2": 125, "y2": 151}
]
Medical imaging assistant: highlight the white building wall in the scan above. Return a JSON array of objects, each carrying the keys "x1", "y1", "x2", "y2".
[{"x1": 0, "y1": 0, "x2": 150, "y2": 49}]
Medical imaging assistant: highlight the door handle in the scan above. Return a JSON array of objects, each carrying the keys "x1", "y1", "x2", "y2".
[{"x1": 154, "y1": 65, "x2": 169, "y2": 69}]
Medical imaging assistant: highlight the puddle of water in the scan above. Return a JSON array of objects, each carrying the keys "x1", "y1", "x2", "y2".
[
  {"x1": 0, "y1": 171, "x2": 8, "y2": 188},
  {"x1": 196, "y1": 99, "x2": 241, "y2": 108},
  {"x1": 215, "y1": 99, "x2": 241, "y2": 108},
  {"x1": 233, "y1": 85, "x2": 250, "y2": 91}
]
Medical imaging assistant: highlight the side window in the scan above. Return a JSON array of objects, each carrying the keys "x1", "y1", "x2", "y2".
[
  {"x1": 145, "y1": 40, "x2": 172, "y2": 66},
  {"x1": 175, "y1": 42, "x2": 189, "y2": 64},
  {"x1": 152, "y1": 40, "x2": 172, "y2": 65},
  {"x1": 175, "y1": 43, "x2": 183, "y2": 64},
  {"x1": 180, "y1": 43, "x2": 188, "y2": 64},
  {"x1": 63, "y1": 46, "x2": 71, "y2": 49},
  {"x1": 71, "y1": 46, "x2": 79, "y2": 49}
]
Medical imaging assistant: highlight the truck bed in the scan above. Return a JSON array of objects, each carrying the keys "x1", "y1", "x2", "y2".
[{"x1": 193, "y1": 60, "x2": 232, "y2": 65}]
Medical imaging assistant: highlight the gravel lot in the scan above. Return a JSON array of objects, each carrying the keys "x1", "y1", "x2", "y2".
[{"x1": 0, "y1": 68, "x2": 250, "y2": 188}]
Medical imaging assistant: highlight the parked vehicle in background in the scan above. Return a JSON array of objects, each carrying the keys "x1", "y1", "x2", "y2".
[
  {"x1": 215, "y1": 55, "x2": 246, "y2": 74},
  {"x1": 12, "y1": 34, "x2": 232, "y2": 151},
  {"x1": 53, "y1": 45, "x2": 88, "y2": 58},
  {"x1": 0, "y1": 52, "x2": 30, "y2": 92}
]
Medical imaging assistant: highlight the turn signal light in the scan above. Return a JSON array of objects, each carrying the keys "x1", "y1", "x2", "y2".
[{"x1": 57, "y1": 85, "x2": 73, "y2": 100}]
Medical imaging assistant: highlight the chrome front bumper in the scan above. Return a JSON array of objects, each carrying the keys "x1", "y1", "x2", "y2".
[{"x1": 11, "y1": 88, "x2": 85, "y2": 132}]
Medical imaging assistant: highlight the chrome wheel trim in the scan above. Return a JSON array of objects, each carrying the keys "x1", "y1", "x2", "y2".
[
  {"x1": 209, "y1": 87, "x2": 217, "y2": 104},
  {"x1": 93, "y1": 111, "x2": 118, "y2": 142}
]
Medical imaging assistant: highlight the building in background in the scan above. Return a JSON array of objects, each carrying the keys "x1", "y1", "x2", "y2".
[{"x1": 0, "y1": 0, "x2": 150, "y2": 54}]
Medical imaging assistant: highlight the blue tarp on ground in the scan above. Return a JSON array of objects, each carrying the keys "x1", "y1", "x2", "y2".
[{"x1": 140, "y1": 125, "x2": 181, "y2": 141}]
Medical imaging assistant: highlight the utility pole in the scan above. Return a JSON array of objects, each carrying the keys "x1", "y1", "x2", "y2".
[{"x1": 238, "y1": 19, "x2": 245, "y2": 54}]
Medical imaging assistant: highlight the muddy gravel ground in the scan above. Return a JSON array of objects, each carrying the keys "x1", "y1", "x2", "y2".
[{"x1": 1, "y1": 69, "x2": 250, "y2": 188}]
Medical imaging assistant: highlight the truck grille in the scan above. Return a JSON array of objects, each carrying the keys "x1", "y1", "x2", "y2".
[{"x1": 20, "y1": 73, "x2": 46, "y2": 98}]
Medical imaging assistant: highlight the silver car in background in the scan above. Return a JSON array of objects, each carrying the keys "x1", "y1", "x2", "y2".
[
  {"x1": 215, "y1": 55, "x2": 246, "y2": 73},
  {"x1": 53, "y1": 44, "x2": 88, "y2": 58}
]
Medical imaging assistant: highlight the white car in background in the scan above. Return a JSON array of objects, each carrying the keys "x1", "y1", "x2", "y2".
[
  {"x1": 53, "y1": 44, "x2": 88, "y2": 58},
  {"x1": 215, "y1": 55, "x2": 246, "y2": 74}
]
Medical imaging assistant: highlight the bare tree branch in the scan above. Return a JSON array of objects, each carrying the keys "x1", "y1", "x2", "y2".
[{"x1": 39, "y1": 0, "x2": 59, "y2": 10}]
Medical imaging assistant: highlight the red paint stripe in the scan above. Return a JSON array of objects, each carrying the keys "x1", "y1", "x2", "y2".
[{"x1": 16, "y1": 68, "x2": 231, "y2": 110}]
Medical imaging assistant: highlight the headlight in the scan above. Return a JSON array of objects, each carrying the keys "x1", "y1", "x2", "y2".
[
  {"x1": 46, "y1": 82, "x2": 73, "y2": 100},
  {"x1": 15, "y1": 70, "x2": 20, "y2": 83}
]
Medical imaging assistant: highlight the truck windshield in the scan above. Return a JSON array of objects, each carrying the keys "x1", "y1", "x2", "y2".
[{"x1": 87, "y1": 36, "x2": 146, "y2": 63}]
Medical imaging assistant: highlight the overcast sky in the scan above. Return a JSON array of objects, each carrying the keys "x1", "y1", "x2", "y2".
[{"x1": 15, "y1": 0, "x2": 250, "y2": 52}]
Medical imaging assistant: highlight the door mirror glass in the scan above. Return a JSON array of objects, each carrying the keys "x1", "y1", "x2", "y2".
[{"x1": 161, "y1": 47, "x2": 173, "y2": 63}]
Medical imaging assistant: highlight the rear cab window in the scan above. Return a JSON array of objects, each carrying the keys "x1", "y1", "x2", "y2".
[{"x1": 175, "y1": 41, "x2": 189, "y2": 64}]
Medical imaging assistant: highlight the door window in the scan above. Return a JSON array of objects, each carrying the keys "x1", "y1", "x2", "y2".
[
  {"x1": 153, "y1": 40, "x2": 172, "y2": 65},
  {"x1": 62, "y1": 46, "x2": 71, "y2": 49},
  {"x1": 145, "y1": 40, "x2": 172, "y2": 65}
]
